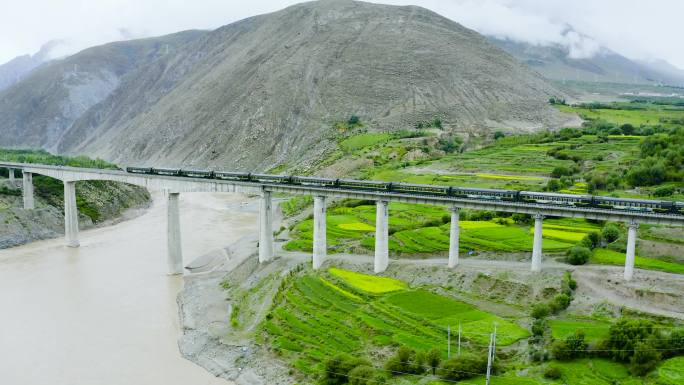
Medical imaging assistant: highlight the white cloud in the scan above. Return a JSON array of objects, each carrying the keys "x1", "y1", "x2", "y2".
[{"x1": 1, "y1": 0, "x2": 683, "y2": 69}]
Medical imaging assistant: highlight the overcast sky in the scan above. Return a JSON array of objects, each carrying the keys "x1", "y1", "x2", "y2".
[{"x1": 2, "y1": 0, "x2": 683, "y2": 68}]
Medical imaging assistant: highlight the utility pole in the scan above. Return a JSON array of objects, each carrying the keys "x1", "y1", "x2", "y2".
[
  {"x1": 492, "y1": 323, "x2": 497, "y2": 356},
  {"x1": 486, "y1": 333, "x2": 493, "y2": 385},
  {"x1": 457, "y1": 322, "x2": 461, "y2": 356},
  {"x1": 447, "y1": 325, "x2": 451, "y2": 359}
]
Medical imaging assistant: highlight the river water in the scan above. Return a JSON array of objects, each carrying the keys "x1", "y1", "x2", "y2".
[{"x1": 0, "y1": 193, "x2": 256, "y2": 385}]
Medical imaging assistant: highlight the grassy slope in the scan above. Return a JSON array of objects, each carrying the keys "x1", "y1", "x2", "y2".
[
  {"x1": 262, "y1": 267, "x2": 681, "y2": 385},
  {"x1": 283, "y1": 103, "x2": 683, "y2": 274},
  {"x1": 262, "y1": 268, "x2": 529, "y2": 380}
]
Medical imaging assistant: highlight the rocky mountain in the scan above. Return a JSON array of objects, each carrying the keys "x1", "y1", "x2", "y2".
[
  {"x1": 0, "y1": 41, "x2": 63, "y2": 92},
  {"x1": 0, "y1": 30, "x2": 206, "y2": 150},
  {"x1": 489, "y1": 36, "x2": 684, "y2": 87},
  {"x1": 1, "y1": 0, "x2": 575, "y2": 171}
]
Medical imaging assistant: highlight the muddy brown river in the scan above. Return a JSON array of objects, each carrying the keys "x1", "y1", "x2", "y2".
[{"x1": 0, "y1": 193, "x2": 255, "y2": 384}]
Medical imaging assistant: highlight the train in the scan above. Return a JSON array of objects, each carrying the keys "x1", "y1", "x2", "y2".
[{"x1": 125, "y1": 167, "x2": 684, "y2": 215}]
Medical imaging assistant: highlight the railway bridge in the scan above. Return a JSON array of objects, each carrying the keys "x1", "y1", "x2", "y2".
[{"x1": 3, "y1": 162, "x2": 684, "y2": 281}]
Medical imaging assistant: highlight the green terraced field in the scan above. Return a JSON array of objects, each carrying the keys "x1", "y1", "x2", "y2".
[
  {"x1": 262, "y1": 269, "x2": 529, "y2": 379},
  {"x1": 658, "y1": 357, "x2": 684, "y2": 385},
  {"x1": 548, "y1": 318, "x2": 611, "y2": 344},
  {"x1": 591, "y1": 249, "x2": 684, "y2": 274},
  {"x1": 340, "y1": 133, "x2": 391, "y2": 152},
  {"x1": 329, "y1": 267, "x2": 406, "y2": 293},
  {"x1": 285, "y1": 203, "x2": 575, "y2": 255},
  {"x1": 558, "y1": 104, "x2": 684, "y2": 128}
]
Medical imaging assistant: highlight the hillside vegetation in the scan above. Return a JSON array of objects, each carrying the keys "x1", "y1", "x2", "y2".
[
  {"x1": 281, "y1": 98, "x2": 684, "y2": 275},
  {"x1": 0, "y1": 149, "x2": 149, "y2": 247},
  {"x1": 232, "y1": 265, "x2": 684, "y2": 385}
]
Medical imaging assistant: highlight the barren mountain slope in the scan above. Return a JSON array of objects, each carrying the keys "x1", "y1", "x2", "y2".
[
  {"x1": 0, "y1": 30, "x2": 206, "y2": 150},
  {"x1": 58, "y1": 0, "x2": 574, "y2": 170}
]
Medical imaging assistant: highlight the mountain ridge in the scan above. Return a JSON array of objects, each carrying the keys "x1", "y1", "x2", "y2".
[{"x1": 1, "y1": 0, "x2": 576, "y2": 171}]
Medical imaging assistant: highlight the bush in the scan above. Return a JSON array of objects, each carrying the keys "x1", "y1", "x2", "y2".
[
  {"x1": 494, "y1": 131, "x2": 505, "y2": 140},
  {"x1": 551, "y1": 166, "x2": 573, "y2": 178},
  {"x1": 322, "y1": 355, "x2": 372, "y2": 385},
  {"x1": 426, "y1": 348, "x2": 441, "y2": 375},
  {"x1": 580, "y1": 231, "x2": 602, "y2": 249},
  {"x1": 438, "y1": 354, "x2": 487, "y2": 381},
  {"x1": 543, "y1": 366, "x2": 562, "y2": 379},
  {"x1": 551, "y1": 340, "x2": 572, "y2": 360},
  {"x1": 348, "y1": 366, "x2": 376, "y2": 385},
  {"x1": 384, "y1": 346, "x2": 414, "y2": 375},
  {"x1": 531, "y1": 303, "x2": 551, "y2": 319},
  {"x1": 531, "y1": 319, "x2": 546, "y2": 337},
  {"x1": 546, "y1": 179, "x2": 561, "y2": 192},
  {"x1": 347, "y1": 115, "x2": 360, "y2": 126},
  {"x1": 621, "y1": 123, "x2": 636, "y2": 135},
  {"x1": 550, "y1": 293, "x2": 571, "y2": 312},
  {"x1": 566, "y1": 246, "x2": 592, "y2": 265},
  {"x1": 654, "y1": 186, "x2": 675, "y2": 197},
  {"x1": 602, "y1": 224, "x2": 620, "y2": 243}
]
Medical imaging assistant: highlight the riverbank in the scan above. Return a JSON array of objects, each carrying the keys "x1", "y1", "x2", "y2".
[{"x1": 0, "y1": 178, "x2": 150, "y2": 249}]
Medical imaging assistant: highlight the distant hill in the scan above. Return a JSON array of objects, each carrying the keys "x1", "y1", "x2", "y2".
[
  {"x1": 0, "y1": 30, "x2": 207, "y2": 149},
  {"x1": 0, "y1": 0, "x2": 575, "y2": 171},
  {"x1": 488, "y1": 36, "x2": 684, "y2": 87},
  {"x1": 0, "y1": 41, "x2": 62, "y2": 92}
]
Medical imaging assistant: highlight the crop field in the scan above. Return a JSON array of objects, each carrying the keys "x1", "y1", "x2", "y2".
[
  {"x1": 285, "y1": 202, "x2": 575, "y2": 255},
  {"x1": 548, "y1": 318, "x2": 611, "y2": 343},
  {"x1": 329, "y1": 267, "x2": 406, "y2": 293},
  {"x1": 262, "y1": 269, "x2": 529, "y2": 379},
  {"x1": 558, "y1": 104, "x2": 684, "y2": 128},
  {"x1": 591, "y1": 249, "x2": 684, "y2": 275},
  {"x1": 339, "y1": 133, "x2": 391, "y2": 152}
]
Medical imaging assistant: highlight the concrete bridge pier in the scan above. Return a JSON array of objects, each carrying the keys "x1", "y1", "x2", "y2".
[
  {"x1": 166, "y1": 192, "x2": 183, "y2": 275},
  {"x1": 624, "y1": 221, "x2": 639, "y2": 281},
  {"x1": 22, "y1": 171, "x2": 34, "y2": 210},
  {"x1": 312, "y1": 195, "x2": 327, "y2": 270},
  {"x1": 374, "y1": 200, "x2": 389, "y2": 273},
  {"x1": 8, "y1": 168, "x2": 15, "y2": 184},
  {"x1": 448, "y1": 207, "x2": 460, "y2": 268},
  {"x1": 531, "y1": 213, "x2": 544, "y2": 272},
  {"x1": 259, "y1": 190, "x2": 273, "y2": 263},
  {"x1": 63, "y1": 181, "x2": 80, "y2": 247}
]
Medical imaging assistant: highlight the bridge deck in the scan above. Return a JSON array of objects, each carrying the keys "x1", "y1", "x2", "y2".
[{"x1": 2, "y1": 162, "x2": 683, "y2": 226}]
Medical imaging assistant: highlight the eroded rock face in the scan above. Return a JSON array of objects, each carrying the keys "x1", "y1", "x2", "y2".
[{"x1": 47, "y1": 0, "x2": 575, "y2": 171}]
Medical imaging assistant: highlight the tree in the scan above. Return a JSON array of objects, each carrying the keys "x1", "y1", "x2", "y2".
[
  {"x1": 384, "y1": 346, "x2": 414, "y2": 375},
  {"x1": 621, "y1": 123, "x2": 636, "y2": 135},
  {"x1": 546, "y1": 179, "x2": 561, "y2": 192},
  {"x1": 565, "y1": 330, "x2": 588, "y2": 356},
  {"x1": 580, "y1": 231, "x2": 602, "y2": 249},
  {"x1": 438, "y1": 354, "x2": 487, "y2": 381},
  {"x1": 531, "y1": 319, "x2": 546, "y2": 337},
  {"x1": 322, "y1": 355, "x2": 372, "y2": 385},
  {"x1": 347, "y1": 115, "x2": 360, "y2": 126},
  {"x1": 654, "y1": 186, "x2": 675, "y2": 197},
  {"x1": 551, "y1": 340, "x2": 571, "y2": 360},
  {"x1": 494, "y1": 131, "x2": 505, "y2": 140},
  {"x1": 566, "y1": 246, "x2": 592, "y2": 265},
  {"x1": 426, "y1": 348, "x2": 442, "y2": 375},
  {"x1": 630, "y1": 342, "x2": 661, "y2": 376},
  {"x1": 602, "y1": 224, "x2": 620, "y2": 243},
  {"x1": 605, "y1": 318, "x2": 655, "y2": 362},
  {"x1": 550, "y1": 293, "x2": 572, "y2": 312}
]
